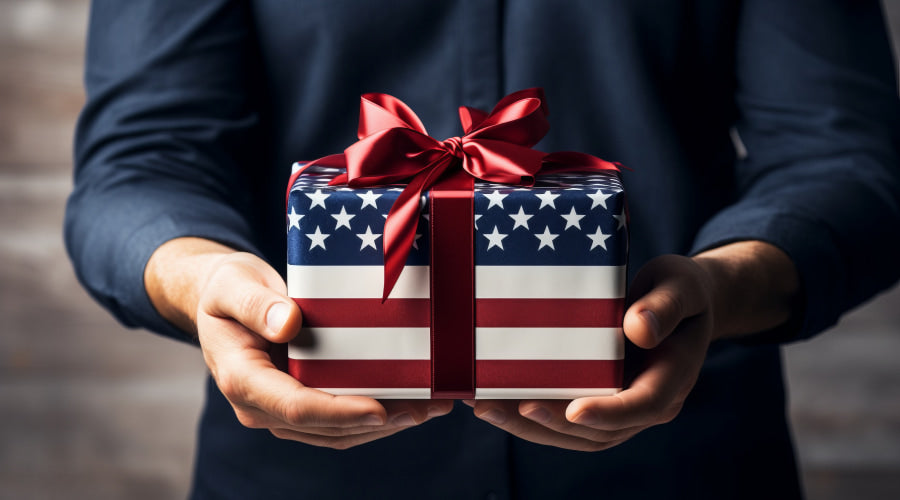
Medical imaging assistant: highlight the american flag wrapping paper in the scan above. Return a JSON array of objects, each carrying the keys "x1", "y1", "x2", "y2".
[{"x1": 286, "y1": 164, "x2": 627, "y2": 399}]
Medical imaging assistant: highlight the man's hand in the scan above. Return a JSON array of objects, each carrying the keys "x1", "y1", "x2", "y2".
[
  {"x1": 145, "y1": 237, "x2": 453, "y2": 449},
  {"x1": 466, "y1": 240, "x2": 799, "y2": 451}
]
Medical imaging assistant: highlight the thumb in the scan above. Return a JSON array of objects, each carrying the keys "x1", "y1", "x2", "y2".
[
  {"x1": 263, "y1": 299, "x2": 303, "y2": 343},
  {"x1": 623, "y1": 255, "x2": 709, "y2": 349},
  {"x1": 199, "y1": 254, "x2": 303, "y2": 343}
]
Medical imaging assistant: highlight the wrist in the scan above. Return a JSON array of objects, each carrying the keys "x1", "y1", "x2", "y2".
[
  {"x1": 144, "y1": 237, "x2": 237, "y2": 335},
  {"x1": 692, "y1": 241, "x2": 800, "y2": 341}
]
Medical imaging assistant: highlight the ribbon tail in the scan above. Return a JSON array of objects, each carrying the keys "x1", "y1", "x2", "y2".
[
  {"x1": 381, "y1": 156, "x2": 456, "y2": 301},
  {"x1": 285, "y1": 153, "x2": 347, "y2": 207},
  {"x1": 541, "y1": 151, "x2": 626, "y2": 174}
]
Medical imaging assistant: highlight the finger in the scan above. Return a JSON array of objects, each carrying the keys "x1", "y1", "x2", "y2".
[
  {"x1": 237, "y1": 360, "x2": 391, "y2": 429},
  {"x1": 200, "y1": 254, "x2": 302, "y2": 343},
  {"x1": 517, "y1": 400, "x2": 646, "y2": 443},
  {"x1": 203, "y1": 328, "x2": 387, "y2": 429},
  {"x1": 472, "y1": 401, "x2": 630, "y2": 452},
  {"x1": 380, "y1": 400, "x2": 454, "y2": 426},
  {"x1": 230, "y1": 395, "x2": 451, "y2": 435},
  {"x1": 566, "y1": 315, "x2": 709, "y2": 430},
  {"x1": 230, "y1": 404, "x2": 387, "y2": 436},
  {"x1": 270, "y1": 426, "x2": 411, "y2": 450},
  {"x1": 624, "y1": 255, "x2": 709, "y2": 348}
]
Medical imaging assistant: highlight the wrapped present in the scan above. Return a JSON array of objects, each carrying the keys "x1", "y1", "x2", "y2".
[{"x1": 285, "y1": 89, "x2": 628, "y2": 399}]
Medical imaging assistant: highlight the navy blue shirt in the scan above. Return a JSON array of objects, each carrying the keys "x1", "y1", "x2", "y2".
[{"x1": 66, "y1": 1, "x2": 900, "y2": 498}]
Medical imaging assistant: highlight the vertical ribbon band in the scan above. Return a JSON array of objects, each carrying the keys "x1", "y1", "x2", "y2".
[{"x1": 429, "y1": 171, "x2": 476, "y2": 399}]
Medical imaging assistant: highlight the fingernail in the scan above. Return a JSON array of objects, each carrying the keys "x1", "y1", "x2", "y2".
[
  {"x1": 461, "y1": 399, "x2": 475, "y2": 407},
  {"x1": 522, "y1": 406, "x2": 551, "y2": 424},
  {"x1": 479, "y1": 409, "x2": 507, "y2": 425},
  {"x1": 641, "y1": 309, "x2": 660, "y2": 341},
  {"x1": 390, "y1": 413, "x2": 416, "y2": 427},
  {"x1": 266, "y1": 303, "x2": 290, "y2": 333},
  {"x1": 427, "y1": 406, "x2": 447, "y2": 418},
  {"x1": 360, "y1": 414, "x2": 384, "y2": 426}
]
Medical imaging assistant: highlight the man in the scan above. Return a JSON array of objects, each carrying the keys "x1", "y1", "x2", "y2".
[{"x1": 67, "y1": 1, "x2": 900, "y2": 498}]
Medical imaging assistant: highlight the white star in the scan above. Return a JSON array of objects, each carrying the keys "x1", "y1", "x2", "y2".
[
  {"x1": 331, "y1": 206, "x2": 354, "y2": 230},
  {"x1": 357, "y1": 190, "x2": 381, "y2": 209},
  {"x1": 560, "y1": 207, "x2": 585, "y2": 230},
  {"x1": 483, "y1": 226, "x2": 508, "y2": 251},
  {"x1": 613, "y1": 208, "x2": 627, "y2": 230},
  {"x1": 534, "y1": 226, "x2": 559, "y2": 251},
  {"x1": 509, "y1": 207, "x2": 533, "y2": 230},
  {"x1": 287, "y1": 206, "x2": 304, "y2": 231},
  {"x1": 484, "y1": 190, "x2": 508, "y2": 210},
  {"x1": 412, "y1": 233, "x2": 423, "y2": 250},
  {"x1": 588, "y1": 190, "x2": 611, "y2": 209},
  {"x1": 474, "y1": 214, "x2": 482, "y2": 229},
  {"x1": 306, "y1": 226, "x2": 329, "y2": 250},
  {"x1": 587, "y1": 226, "x2": 611, "y2": 250},
  {"x1": 356, "y1": 225, "x2": 381, "y2": 250},
  {"x1": 306, "y1": 189, "x2": 329, "y2": 209},
  {"x1": 535, "y1": 191, "x2": 560, "y2": 210}
]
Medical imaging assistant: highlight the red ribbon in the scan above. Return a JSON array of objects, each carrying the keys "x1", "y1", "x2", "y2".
[{"x1": 286, "y1": 88, "x2": 623, "y2": 300}]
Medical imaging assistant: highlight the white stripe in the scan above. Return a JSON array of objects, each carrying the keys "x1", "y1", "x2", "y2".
[
  {"x1": 289, "y1": 327, "x2": 622, "y2": 360},
  {"x1": 313, "y1": 388, "x2": 432, "y2": 399},
  {"x1": 288, "y1": 265, "x2": 626, "y2": 299},
  {"x1": 288, "y1": 265, "x2": 430, "y2": 298},
  {"x1": 476, "y1": 328, "x2": 623, "y2": 360},
  {"x1": 475, "y1": 388, "x2": 620, "y2": 399},
  {"x1": 288, "y1": 328, "x2": 430, "y2": 359},
  {"x1": 475, "y1": 266, "x2": 625, "y2": 298}
]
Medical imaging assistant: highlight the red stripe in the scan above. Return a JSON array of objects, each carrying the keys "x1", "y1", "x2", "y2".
[
  {"x1": 293, "y1": 298, "x2": 430, "y2": 327},
  {"x1": 476, "y1": 298, "x2": 624, "y2": 327},
  {"x1": 288, "y1": 359, "x2": 621, "y2": 390},
  {"x1": 289, "y1": 359, "x2": 430, "y2": 388},
  {"x1": 477, "y1": 360, "x2": 623, "y2": 388},
  {"x1": 293, "y1": 298, "x2": 624, "y2": 328}
]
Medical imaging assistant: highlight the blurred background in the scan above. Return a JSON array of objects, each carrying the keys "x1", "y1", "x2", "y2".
[{"x1": 1, "y1": 1, "x2": 898, "y2": 498}]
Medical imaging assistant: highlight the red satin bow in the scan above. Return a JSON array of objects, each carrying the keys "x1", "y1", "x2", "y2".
[{"x1": 287, "y1": 88, "x2": 622, "y2": 300}]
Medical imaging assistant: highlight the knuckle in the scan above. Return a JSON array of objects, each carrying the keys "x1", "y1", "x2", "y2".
[
  {"x1": 216, "y1": 370, "x2": 242, "y2": 401},
  {"x1": 235, "y1": 409, "x2": 264, "y2": 429},
  {"x1": 328, "y1": 439, "x2": 356, "y2": 451},
  {"x1": 585, "y1": 441, "x2": 612, "y2": 452},
  {"x1": 279, "y1": 400, "x2": 314, "y2": 427},
  {"x1": 658, "y1": 403, "x2": 682, "y2": 424},
  {"x1": 656, "y1": 289, "x2": 685, "y2": 319},
  {"x1": 236, "y1": 288, "x2": 268, "y2": 321},
  {"x1": 270, "y1": 428, "x2": 293, "y2": 440}
]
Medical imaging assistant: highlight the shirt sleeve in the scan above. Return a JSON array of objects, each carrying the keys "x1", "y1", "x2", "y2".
[
  {"x1": 64, "y1": 0, "x2": 263, "y2": 341},
  {"x1": 691, "y1": 0, "x2": 900, "y2": 340}
]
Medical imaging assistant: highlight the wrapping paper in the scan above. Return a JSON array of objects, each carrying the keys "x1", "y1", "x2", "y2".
[{"x1": 286, "y1": 164, "x2": 627, "y2": 399}]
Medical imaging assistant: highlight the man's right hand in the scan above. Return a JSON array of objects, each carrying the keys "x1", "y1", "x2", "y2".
[{"x1": 145, "y1": 237, "x2": 453, "y2": 449}]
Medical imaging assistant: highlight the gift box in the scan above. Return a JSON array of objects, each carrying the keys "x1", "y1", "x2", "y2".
[
  {"x1": 286, "y1": 164, "x2": 627, "y2": 399},
  {"x1": 284, "y1": 89, "x2": 628, "y2": 399}
]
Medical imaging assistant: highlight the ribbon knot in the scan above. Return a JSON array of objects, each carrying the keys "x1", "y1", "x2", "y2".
[
  {"x1": 287, "y1": 88, "x2": 623, "y2": 301},
  {"x1": 439, "y1": 136, "x2": 465, "y2": 160}
]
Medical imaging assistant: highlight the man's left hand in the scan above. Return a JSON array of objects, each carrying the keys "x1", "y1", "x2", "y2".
[{"x1": 465, "y1": 241, "x2": 799, "y2": 451}]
